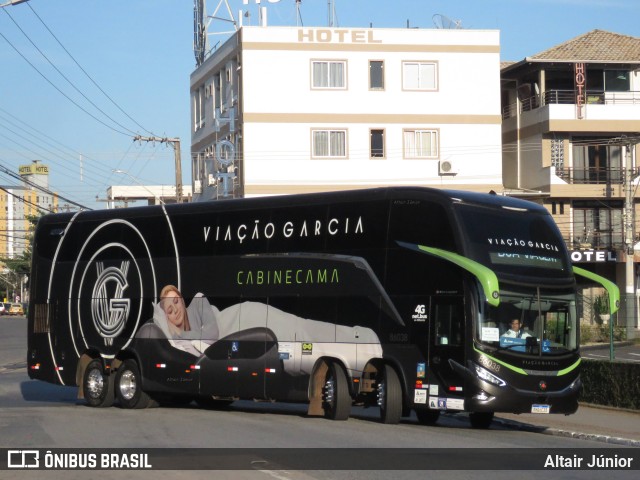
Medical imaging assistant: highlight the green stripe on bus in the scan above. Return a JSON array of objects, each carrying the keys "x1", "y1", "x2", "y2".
[
  {"x1": 573, "y1": 266, "x2": 620, "y2": 315},
  {"x1": 473, "y1": 346, "x2": 581, "y2": 376},
  {"x1": 417, "y1": 245, "x2": 500, "y2": 307},
  {"x1": 557, "y1": 358, "x2": 581, "y2": 376},
  {"x1": 473, "y1": 346, "x2": 527, "y2": 375}
]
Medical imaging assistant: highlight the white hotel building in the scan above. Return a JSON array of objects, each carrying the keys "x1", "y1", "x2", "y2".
[{"x1": 190, "y1": 26, "x2": 502, "y2": 200}]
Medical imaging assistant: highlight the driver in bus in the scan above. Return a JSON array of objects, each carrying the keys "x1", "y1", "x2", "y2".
[{"x1": 501, "y1": 319, "x2": 531, "y2": 339}]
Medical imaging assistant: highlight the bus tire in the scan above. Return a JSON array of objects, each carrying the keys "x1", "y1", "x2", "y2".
[
  {"x1": 378, "y1": 364, "x2": 402, "y2": 424},
  {"x1": 115, "y1": 359, "x2": 153, "y2": 409},
  {"x1": 82, "y1": 358, "x2": 114, "y2": 408},
  {"x1": 416, "y1": 409, "x2": 440, "y2": 426},
  {"x1": 469, "y1": 412, "x2": 494, "y2": 429},
  {"x1": 322, "y1": 362, "x2": 351, "y2": 421}
]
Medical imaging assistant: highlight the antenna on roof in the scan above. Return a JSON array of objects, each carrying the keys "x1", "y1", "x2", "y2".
[
  {"x1": 432, "y1": 14, "x2": 464, "y2": 29},
  {"x1": 296, "y1": 0, "x2": 303, "y2": 27},
  {"x1": 327, "y1": 0, "x2": 338, "y2": 27}
]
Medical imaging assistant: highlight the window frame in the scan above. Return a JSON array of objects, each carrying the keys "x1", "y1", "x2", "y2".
[
  {"x1": 369, "y1": 128, "x2": 386, "y2": 159},
  {"x1": 369, "y1": 60, "x2": 385, "y2": 90},
  {"x1": 311, "y1": 129, "x2": 348, "y2": 159},
  {"x1": 403, "y1": 129, "x2": 440, "y2": 159},
  {"x1": 402, "y1": 60, "x2": 438, "y2": 91},
  {"x1": 311, "y1": 60, "x2": 348, "y2": 90}
]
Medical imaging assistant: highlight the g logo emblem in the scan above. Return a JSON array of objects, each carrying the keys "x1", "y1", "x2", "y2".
[{"x1": 91, "y1": 261, "x2": 131, "y2": 346}]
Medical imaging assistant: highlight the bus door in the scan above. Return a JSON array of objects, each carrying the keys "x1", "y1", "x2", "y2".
[{"x1": 428, "y1": 297, "x2": 465, "y2": 404}]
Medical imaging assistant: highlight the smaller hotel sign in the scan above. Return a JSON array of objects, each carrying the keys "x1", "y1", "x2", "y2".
[
  {"x1": 574, "y1": 63, "x2": 586, "y2": 119},
  {"x1": 570, "y1": 250, "x2": 616, "y2": 263},
  {"x1": 19, "y1": 164, "x2": 48, "y2": 175}
]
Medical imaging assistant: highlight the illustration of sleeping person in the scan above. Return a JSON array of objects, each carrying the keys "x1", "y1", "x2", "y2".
[{"x1": 151, "y1": 285, "x2": 383, "y2": 375}]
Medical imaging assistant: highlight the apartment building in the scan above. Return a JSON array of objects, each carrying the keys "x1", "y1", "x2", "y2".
[
  {"x1": 190, "y1": 26, "x2": 502, "y2": 200},
  {"x1": 501, "y1": 30, "x2": 640, "y2": 332},
  {"x1": 0, "y1": 161, "x2": 58, "y2": 259}
]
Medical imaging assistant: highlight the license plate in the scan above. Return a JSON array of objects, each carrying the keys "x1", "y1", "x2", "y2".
[{"x1": 531, "y1": 404, "x2": 550, "y2": 414}]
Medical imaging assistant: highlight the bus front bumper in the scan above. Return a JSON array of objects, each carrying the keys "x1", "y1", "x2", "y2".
[{"x1": 449, "y1": 359, "x2": 581, "y2": 415}]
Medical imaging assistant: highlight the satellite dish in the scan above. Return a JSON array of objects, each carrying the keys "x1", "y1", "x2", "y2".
[{"x1": 432, "y1": 14, "x2": 463, "y2": 29}]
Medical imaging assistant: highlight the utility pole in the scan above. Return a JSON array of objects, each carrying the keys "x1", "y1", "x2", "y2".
[
  {"x1": 623, "y1": 137, "x2": 639, "y2": 340},
  {"x1": 133, "y1": 135, "x2": 183, "y2": 203}
]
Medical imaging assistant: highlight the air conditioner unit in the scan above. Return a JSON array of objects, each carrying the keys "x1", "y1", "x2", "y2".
[{"x1": 438, "y1": 160, "x2": 457, "y2": 176}]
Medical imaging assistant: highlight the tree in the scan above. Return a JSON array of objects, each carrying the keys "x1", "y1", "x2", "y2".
[{"x1": 0, "y1": 213, "x2": 41, "y2": 301}]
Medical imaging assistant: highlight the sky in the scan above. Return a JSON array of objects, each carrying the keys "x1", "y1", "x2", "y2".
[{"x1": 0, "y1": 0, "x2": 638, "y2": 211}]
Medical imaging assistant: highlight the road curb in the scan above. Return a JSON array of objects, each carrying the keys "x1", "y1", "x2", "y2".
[{"x1": 493, "y1": 417, "x2": 640, "y2": 447}]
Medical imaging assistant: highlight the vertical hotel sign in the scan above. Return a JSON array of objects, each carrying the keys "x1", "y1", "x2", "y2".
[{"x1": 575, "y1": 63, "x2": 586, "y2": 119}]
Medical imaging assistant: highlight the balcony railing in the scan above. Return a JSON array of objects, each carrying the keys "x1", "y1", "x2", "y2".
[
  {"x1": 502, "y1": 89, "x2": 640, "y2": 119},
  {"x1": 569, "y1": 232, "x2": 624, "y2": 251},
  {"x1": 555, "y1": 167, "x2": 625, "y2": 185}
]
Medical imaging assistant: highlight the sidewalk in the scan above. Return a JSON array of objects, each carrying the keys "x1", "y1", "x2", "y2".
[{"x1": 494, "y1": 403, "x2": 640, "y2": 446}]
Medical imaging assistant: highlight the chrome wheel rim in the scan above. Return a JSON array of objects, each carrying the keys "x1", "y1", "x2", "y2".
[
  {"x1": 86, "y1": 368, "x2": 104, "y2": 399},
  {"x1": 119, "y1": 370, "x2": 137, "y2": 401}
]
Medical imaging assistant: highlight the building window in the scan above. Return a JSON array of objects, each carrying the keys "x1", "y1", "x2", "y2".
[
  {"x1": 312, "y1": 61, "x2": 346, "y2": 89},
  {"x1": 312, "y1": 130, "x2": 347, "y2": 158},
  {"x1": 193, "y1": 85, "x2": 205, "y2": 131},
  {"x1": 369, "y1": 60, "x2": 384, "y2": 90},
  {"x1": 572, "y1": 201, "x2": 623, "y2": 249},
  {"x1": 604, "y1": 70, "x2": 630, "y2": 92},
  {"x1": 404, "y1": 129, "x2": 439, "y2": 158},
  {"x1": 551, "y1": 202, "x2": 565, "y2": 215},
  {"x1": 572, "y1": 139, "x2": 622, "y2": 184},
  {"x1": 370, "y1": 129, "x2": 385, "y2": 158},
  {"x1": 403, "y1": 61, "x2": 437, "y2": 90}
]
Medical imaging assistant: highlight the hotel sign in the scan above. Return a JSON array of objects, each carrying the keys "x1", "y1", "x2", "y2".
[
  {"x1": 574, "y1": 63, "x2": 586, "y2": 119},
  {"x1": 19, "y1": 164, "x2": 49, "y2": 175},
  {"x1": 570, "y1": 250, "x2": 616, "y2": 263}
]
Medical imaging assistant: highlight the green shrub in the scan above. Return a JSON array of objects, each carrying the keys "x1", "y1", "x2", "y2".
[{"x1": 580, "y1": 359, "x2": 640, "y2": 409}]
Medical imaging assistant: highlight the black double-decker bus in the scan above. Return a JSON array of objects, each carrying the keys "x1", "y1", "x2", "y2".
[{"x1": 27, "y1": 187, "x2": 618, "y2": 427}]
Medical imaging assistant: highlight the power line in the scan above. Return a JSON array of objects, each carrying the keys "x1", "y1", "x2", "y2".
[
  {"x1": 25, "y1": 2, "x2": 158, "y2": 139},
  {"x1": 0, "y1": 27, "x2": 132, "y2": 137},
  {"x1": 0, "y1": 162, "x2": 89, "y2": 210}
]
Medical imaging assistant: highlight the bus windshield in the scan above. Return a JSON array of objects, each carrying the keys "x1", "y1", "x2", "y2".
[
  {"x1": 477, "y1": 288, "x2": 578, "y2": 355},
  {"x1": 455, "y1": 203, "x2": 571, "y2": 279}
]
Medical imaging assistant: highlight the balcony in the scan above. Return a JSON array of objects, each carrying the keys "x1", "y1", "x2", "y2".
[
  {"x1": 554, "y1": 167, "x2": 627, "y2": 185},
  {"x1": 502, "y1": 89, "x2": 640, "y2": 119},
  {"x1": 569, "y1": 230, "x2": 624, "y2": 251}
]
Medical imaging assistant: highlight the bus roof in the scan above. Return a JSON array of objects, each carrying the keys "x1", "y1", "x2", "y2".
[{"x1": 39, "y1": 187, "x2": 547, "y2": 224}]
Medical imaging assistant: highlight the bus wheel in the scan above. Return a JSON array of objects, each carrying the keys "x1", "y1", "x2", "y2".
[
  {"x1": 415, "y1": 409, "x2": 440, "y2": 426},
  {"x1": 377, "y1": 365, "x2": 402, "y2": 424},
  {"x1": 322, "y1": 362, "x2": 351, "y2": 421},
  {"x1": 115, "y1": 359, "x2": 153, "y2": 409},
  {"x1": 83, "y1": 359, "x2": 114, "y2": 408},
  {"x1": 469, "y1": 412, "x2": 494, "y2": 429}
]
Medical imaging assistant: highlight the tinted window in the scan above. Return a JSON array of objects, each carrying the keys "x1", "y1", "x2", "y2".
[{"x1": 455, "y1": 204, "x2": 570, "y2": 277}]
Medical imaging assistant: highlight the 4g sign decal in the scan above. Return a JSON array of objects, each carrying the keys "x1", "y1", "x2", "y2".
[{"x1": 412, "y1": 304, "x2": 428, "y2": 322}]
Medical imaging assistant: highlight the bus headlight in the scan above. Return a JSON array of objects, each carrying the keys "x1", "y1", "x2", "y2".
[{"x1": 474, "y1": 364, "x2": 506, "y2": 387}]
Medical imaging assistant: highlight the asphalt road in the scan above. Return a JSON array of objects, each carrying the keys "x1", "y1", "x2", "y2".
[
  {"x1": 581, "y1": 342, "x2": 640, "y2": 362},
  {"x1": 1, "y1": 316, "x2": 638, "y2": 480}
]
